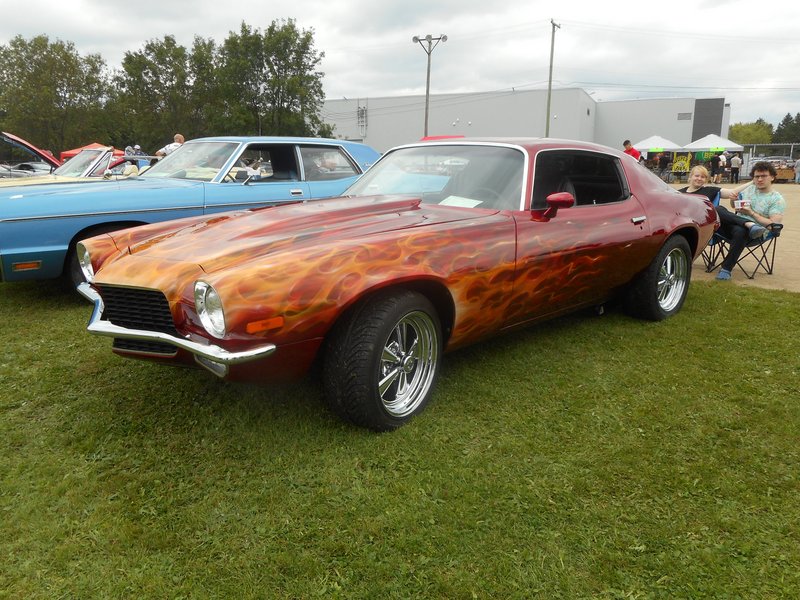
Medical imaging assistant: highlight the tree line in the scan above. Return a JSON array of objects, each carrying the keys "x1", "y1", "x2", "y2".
[
  {"x1": 0, "y1": 20, "x2": 331, "y2": 156},
  {"x1": 729, "y1": 114, "x2": 800, "y2": 145}
]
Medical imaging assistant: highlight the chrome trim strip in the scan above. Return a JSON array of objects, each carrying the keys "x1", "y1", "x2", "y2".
[
  {"x1": 0, "y1": 205, "x2": 205, "y2": 224},
  {"x1": 77, "y1": 282, "x2": 277, "y2": 366},
  {"x1": 0, "y1": 199, "x2": 293, "y2": 224}
]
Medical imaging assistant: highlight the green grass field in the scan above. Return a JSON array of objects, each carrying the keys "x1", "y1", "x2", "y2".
[{"x1": 1, "y1": 279, "x2": 798, "y2": 598}]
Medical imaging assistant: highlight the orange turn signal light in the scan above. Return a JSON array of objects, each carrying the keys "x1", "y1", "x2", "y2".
[
  {"x1": 12, "y1": 261, "x2": 42, "y2": 272},
  {"x1": 245, "y1": 315, "x2": 285, "y2": 335}
]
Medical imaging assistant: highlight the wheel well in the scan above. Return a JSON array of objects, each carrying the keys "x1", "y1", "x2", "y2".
[
  {"x1": 334, "y1": 281, "x2": 456, "y2": 345},
  {"x1": 671, "y1": 226, "x2": 698, "y2": 256},
  {"x1": 401, "y1": 280, "x2": 456, "y2": 344}
]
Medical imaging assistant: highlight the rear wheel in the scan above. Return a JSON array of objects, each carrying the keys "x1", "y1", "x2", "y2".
[
  {"x1": 624, "y1": 236, "x2": 691, "y2": 321},
  {"x1": 323, "y1": 289, "x2": 442, "y2": 431}
]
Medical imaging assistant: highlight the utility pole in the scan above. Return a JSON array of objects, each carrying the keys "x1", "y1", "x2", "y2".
[
  {"x1": 412, "y1": 34, "x2": 447, "y2": 137},
  {"x1": 545, "y1": 19, "x2": 560, "y2": 137}
]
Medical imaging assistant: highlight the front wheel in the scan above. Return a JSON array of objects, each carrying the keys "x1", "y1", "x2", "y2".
[
  {"x1": 323, "y1": 290, "x2": 442, "y2": 431},
  {"x1": 624, "y1": 236, "x2": 691, "y2": 321}
]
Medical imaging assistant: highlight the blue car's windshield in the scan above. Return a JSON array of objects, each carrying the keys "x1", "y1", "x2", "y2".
[
  {"x1": 54, "y1": 149, "x2": 105, "y2": 177},
  {"x1": 141, "y1": 141, "x2": 240, "y2": 182}
]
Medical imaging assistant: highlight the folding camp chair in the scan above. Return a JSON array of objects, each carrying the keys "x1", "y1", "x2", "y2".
[
  {"x1": 703, "y1": 222, "x2": 783, "y2": 279},
  {"x1": 700, "y1": 192, "x2": 722, "y2": 271}
]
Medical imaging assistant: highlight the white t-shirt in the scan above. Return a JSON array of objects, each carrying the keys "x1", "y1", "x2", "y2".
[{"x1": 158, "y1": 142, "x2": 182, "y2": 155}]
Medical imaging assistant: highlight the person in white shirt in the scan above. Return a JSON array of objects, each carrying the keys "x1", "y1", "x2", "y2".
[{"x1": 155, "y1": 133, "x2": 185, "y2": 157}]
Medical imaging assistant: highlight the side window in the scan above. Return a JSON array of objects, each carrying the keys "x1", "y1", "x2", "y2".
[
  {"x1": 223, "y1": 144, "x2": 300, "y2": 183},
  {"x1": 88, "y1": 153, "x2": 113, "y2": 178},
  {"x1": 532, "y1": 150, "x2": 628, "y2": 209},
  {"x1": 300, "y1": 146, "x2": 358, "y2": 181}
]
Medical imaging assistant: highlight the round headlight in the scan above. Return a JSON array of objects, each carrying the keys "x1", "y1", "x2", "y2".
[
  {"x1": 194, "y1": 281, "x2": 226, "y2": 338},
  {"x1": 76, "y1": 242, "x2": 95, "y2": 282}
]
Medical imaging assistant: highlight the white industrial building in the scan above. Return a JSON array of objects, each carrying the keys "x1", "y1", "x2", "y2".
[{"x1": 322, "y1": 89, "x2": 730, "y2": 153}]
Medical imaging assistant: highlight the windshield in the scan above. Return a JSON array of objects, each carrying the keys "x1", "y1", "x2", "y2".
[
  {"x1": 54, "y1": 149, "x2": 105, "y2": 177},
  {"x1": 346, "y1": 145, "x2": 525, "y2": 210},
  {"x1": 141, "y1": 141, "x2": 239, "y2": 182}
]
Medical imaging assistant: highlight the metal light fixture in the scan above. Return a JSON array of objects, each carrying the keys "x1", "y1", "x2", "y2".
[{"x1": 412, "y1": 34, "x2": 447, "y2": 137}]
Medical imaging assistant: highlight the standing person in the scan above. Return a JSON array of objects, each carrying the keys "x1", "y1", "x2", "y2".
[
  {"x1": 155, "y1": 133, "x2": 185, "y2": 157},
  {"x1": 622, "y1": 140, "x2": 641, "y2": 161},
  {"x1": 713, "y1": 161, "x2": 785, "y2": 280},
  {"x1": 710, "y1": 153, "x2": 722, "y2": 183},
  {"x1": 658, "y1": 152, "x2": 671, "y2": 181},
  {"x1": 730, "y1": 153, "x2": 742, "y2": 183},
  {"x1": 794, "y1": 157, "x2": 800, "y2": 184},
  {"x1": 718, "y1": 152, "x2": 727, "y2": 181}
]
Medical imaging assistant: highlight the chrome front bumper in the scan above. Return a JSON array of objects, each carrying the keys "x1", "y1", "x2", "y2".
[{"x1": 77, "y1": 282, "x2": 277, "y2": 377}]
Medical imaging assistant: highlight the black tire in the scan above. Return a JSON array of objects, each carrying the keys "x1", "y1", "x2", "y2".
[
  {"x1": 66, "y1": 246, "x2": 86, "y2": 289},
  {"x1": 323, "y1": 289, "x2": 442, "y2": 431},
  {"x1": 624, "y1": 235, "x2": 692, "y2": 321}
]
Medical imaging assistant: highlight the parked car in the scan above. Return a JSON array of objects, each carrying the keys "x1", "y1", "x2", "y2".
[
  {"x1": 1, "y1": 131, "x2": 61, "y2": 175},
  {"x1": 76, "y1": 138, "x2": 717, "y2": 431},
  {"x1": 0, "y1": 146, "x2": 133, "y2": 188},
  {"x1": 8, "y1": 162, "x2": 55, "y2": 175},
  {"x1": 0, "y1": 136, "x2": 380, "y2": 285},
  {"x1": 0, "y1": 163, "x2": 36, "y2": 179},
  {"x1": 758, "y1": 156, "x2": 794, "y2": 167}
]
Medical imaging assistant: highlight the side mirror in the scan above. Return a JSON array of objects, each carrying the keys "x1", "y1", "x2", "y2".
[{"x1": 532, "y1": 191, "x2": 574, "y2": 221}]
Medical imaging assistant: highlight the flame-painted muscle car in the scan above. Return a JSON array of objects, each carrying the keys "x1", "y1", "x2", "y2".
[{"x1": 77, "y1": 138, "x2": 718, "y2": 431}]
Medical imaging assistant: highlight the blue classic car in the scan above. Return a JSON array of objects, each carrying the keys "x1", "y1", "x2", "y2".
[{"x1": 0, "y1": 136, "x2": 379, "y2": 285}]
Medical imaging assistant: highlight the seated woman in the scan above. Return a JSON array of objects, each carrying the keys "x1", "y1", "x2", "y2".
[
  {"x1": 679, "y1": 163, "x2": 785, "y2": 280},
  {"x1": 678, "y1": 164, "x2": 749, "y2": 205}
]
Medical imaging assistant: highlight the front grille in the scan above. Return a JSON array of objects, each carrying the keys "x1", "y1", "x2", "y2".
[{"x1": 97, "y1": 284, "x2": 179, "y2": 355}]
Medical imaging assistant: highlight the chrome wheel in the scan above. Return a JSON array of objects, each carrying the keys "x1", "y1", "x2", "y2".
[
  {"x1": 379, "y1": 310, "x2": 439, "y2": 418},
  {"x1": 657, "y1": 246, "x2": 689, "y2": 313},
  {"x1": 323, "y1": 290, "x2": 443, "y2": 431}
]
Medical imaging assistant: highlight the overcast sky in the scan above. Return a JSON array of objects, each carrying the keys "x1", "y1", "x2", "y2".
[{"x1": 3, "y1": 0, "x2": 799, "y2": 130}]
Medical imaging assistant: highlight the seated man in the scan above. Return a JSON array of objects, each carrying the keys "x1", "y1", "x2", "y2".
[{"x1": 714, "y1": 161, "x2": 785, "y2": 280}]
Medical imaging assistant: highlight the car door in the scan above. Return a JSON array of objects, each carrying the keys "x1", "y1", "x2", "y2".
[
  {"x1": 506, "y1": 149, "x2": 653, "y2": 326},
  {"x1": 298, "y1": 144, "x2": 367, "y2": 199},
  {"x1": 202, "y1": 142, "x2": 310, "y2": 213}
]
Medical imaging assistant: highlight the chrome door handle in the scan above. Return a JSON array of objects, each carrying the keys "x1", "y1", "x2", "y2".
[
  {"x1": 631, "y1": 216, "x2": 647, "y2": 224},
  {"x1": 290, "y1": 189, "x2": 304, "y2": 196}
]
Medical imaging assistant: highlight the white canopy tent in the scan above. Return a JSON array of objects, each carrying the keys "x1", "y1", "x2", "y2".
[
  {"x1": 683, "y1": 134, "x2": 743, "y2": 152},
  {"x1": 632, "y1": 135, "x2": 683, "y2": 152}
]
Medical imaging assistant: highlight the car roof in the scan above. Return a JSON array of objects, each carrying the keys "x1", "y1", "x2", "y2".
[
  {"x1": 185, "y1": 136, "x2": 369, "y2": 146},
  {"x1": 400, "y1": 136, "x2": 625, "y2": 156}
]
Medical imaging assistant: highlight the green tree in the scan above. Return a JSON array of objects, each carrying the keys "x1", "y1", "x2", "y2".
[
  {"x1": 187, "y1": 36, "x2": 225, "y2": 138},
  {"x1": 219, "y1": 19, "x2": 328, "y2": 136},
  {"x1": 773, "y1": 112, "x2": 800, "y2": 143},
  {"x1": 113, "y1": 35, "x2": 192, "y2": 152},
  {"x1": 728, "y1": 119, "x2": 774, "y2": 145},
  {"x1": 0, "y1": 34, "x2": 110, "y2": 154}
]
